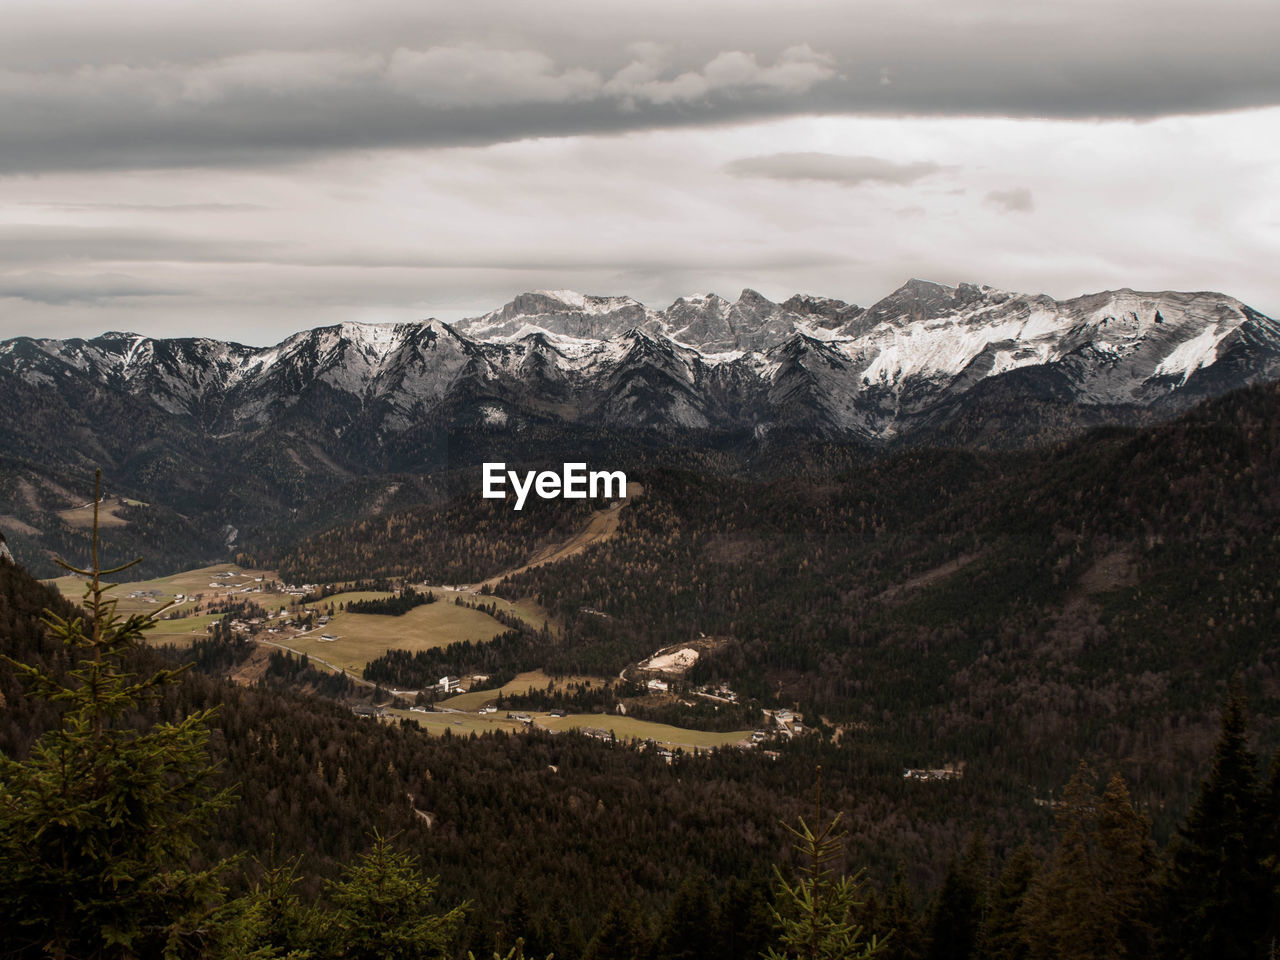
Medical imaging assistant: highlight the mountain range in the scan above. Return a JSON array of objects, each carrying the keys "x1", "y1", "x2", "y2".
[
  {"x1": 4, "y1": 279, "x2": 1278, "y2": 443},
  {"x1": 2, "y1": 278, "x2": 1279, "y2": 573}
]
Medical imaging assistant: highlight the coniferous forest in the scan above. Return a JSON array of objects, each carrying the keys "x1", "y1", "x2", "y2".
[{"x1": 3, "y1": 385, "x2": 1280, "y2": 957}]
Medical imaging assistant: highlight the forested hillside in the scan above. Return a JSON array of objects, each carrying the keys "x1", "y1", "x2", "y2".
[
  {"x1": 506, "y1": 384, "x2": 1280, "y2": 824},
  {"x1": 3, "y1": 549, "x2": 1278, "y2": 959},
  {"x1": 330, "y1": 383, "x2": 1280, "y2": 840}
]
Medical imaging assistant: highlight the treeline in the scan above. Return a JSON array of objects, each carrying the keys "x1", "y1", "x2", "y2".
[
  {"x1": 346, "y1": 586, "x2": 436, "y2": 615},
  {"x1": 263, "y1": 647, "x2": 355, "y2": 698},
  {"x1": 362, "y1": 628, "x2": 542, "y2": 690},
  {"x1": 621, "y1": 697, "x2": 761, "y2": 733},
  {"x1": 494, "y1": 679, "x2": 760, "y2": 733}
]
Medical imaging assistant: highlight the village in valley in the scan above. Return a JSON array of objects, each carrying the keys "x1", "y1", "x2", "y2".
[
  {"x1": 46, "y1": 545, "x2": 972, "y2": 783},
  {"x1": 48, "y1": 564, "x2": 822, "y2": 760}
]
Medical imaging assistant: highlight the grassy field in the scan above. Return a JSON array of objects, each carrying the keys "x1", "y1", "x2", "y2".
[
  {"x1": 57, "y1": 498, "x2": 131, "y2": 528},
  {"x1": 390, "y1": 703, "x2": 752, "y2": 751},
  {"x1": 272, "y1": 599, "x2": 509, "y2": 674},
  {"x1": 386, "y1": 707, "x2": 528, "y2": 735},
  {"x1": 48, "y1": 563, "x2": 280, "y2": 618},
  {"x1": 438, "y1": 670, "x2": 609, "y2": 711},
  {"x1": 147, "y1": 613, "x2": 222, "y2": 643},
  {"x1": 539, "y1": 714, "x2": 754, "y2": 751},
  {"x1": 433, "y1": 588, "x2": 553, "y2": 632}
]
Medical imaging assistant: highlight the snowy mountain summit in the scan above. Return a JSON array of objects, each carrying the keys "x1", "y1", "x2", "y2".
[{"x1": 3, "y1": 280, "x2": 1279, "y2": 446}]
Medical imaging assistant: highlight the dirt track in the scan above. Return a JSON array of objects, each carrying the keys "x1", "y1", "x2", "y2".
[{"x1": 478, "y1": 481, "x2": 643, "y2": 590}]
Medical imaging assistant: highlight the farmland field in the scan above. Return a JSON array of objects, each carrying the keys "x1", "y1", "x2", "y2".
[
  {"x1": 386, "y1": 707, "x2": 528, "y2": 735},
  {"x1": 390, "y1": 702, "x2": 753, "y2": 752},
  {"x1": 147, "y1": 613, "x2": 222, "y2": 643},
  {"x1": 432, "y1": 587, "x2": 552, "y2": 632},
  {"x1": 438, "y1": 669, "x2": 609, "y2": 711},
  {"x1": 57, "y1": 497, "x2": 131, "y2": 528},
  {"x1": 538, "y1": 714, "x2": 754, "y2": 751},
  {"x1": 273, "y1": 595, "x2": 510, "y2": 674},
  {"x1": 47, "y1": 563, "x2": 280, "y2": 618}
]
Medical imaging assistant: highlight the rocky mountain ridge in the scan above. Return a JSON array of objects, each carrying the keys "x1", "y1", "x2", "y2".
[
  {"x1": 3, "y1": 277, "x2": 1279, "y2": 575},
  {"x1": 4, "y1": 279, "x2": 1278, "y2": 448}
]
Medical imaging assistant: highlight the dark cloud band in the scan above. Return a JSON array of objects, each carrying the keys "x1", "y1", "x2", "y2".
[{"x1": 0, "y1": 0, "x2": 1277, "y2": 173}]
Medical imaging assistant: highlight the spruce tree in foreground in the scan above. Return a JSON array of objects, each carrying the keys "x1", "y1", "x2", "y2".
[
  {"x1": 764, "y1": 768, "x2": 885, "y2": 960},
  {"x1": 924, "y1": 836, "x2": 990, "y2": 960},
  {"x1": 0, "y1": 475, "x2": 234, "y2": 959},
  {"x1": 1020, "y1": 763, "x2": 1158, "y2": 960},
  {"x1": 979, "y1": 843, "x2": 1038, "y2": 960},
  {"x1": 323, "y1": 832, "x2": 466, "y2": 960},
  {"x1": 1162, "y1": 693, "x2": 1271, "y2": 960}
]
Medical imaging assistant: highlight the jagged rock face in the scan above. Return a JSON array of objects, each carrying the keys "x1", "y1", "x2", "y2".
[
  {"x1": 0, "y1": 530, "x2": 13, "y2": 564},
  {"x1": 455, "y1": 291, "x2": 648, "y2": 341},
  {"x1": 2, "y1": 281, "x2": 1279, "y2": 455}
]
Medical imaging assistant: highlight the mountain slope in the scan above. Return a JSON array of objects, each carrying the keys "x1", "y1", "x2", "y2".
[{"x1": 2, "y1": 279, "x2": 1278, "y2": 574}]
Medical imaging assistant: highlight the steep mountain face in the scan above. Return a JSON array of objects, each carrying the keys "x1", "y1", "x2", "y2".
[
  {"x1": 454, "y1": 291, "x2": 649, "y2": 341},
  {"x1": 2, "y1": 279, "x2": 1279, "y2": 571},
  {"x1": 4, "y1": 282, "x2": 1278, "y2": 449}
]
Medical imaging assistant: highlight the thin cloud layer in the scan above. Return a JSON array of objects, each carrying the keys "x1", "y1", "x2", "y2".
[
  {"x1": 726, "y1": 153, "x2": 942, "y2": 186},
  {"x1": 0, "y1": 271, "x2": 187, "y2": 306},
  {"x1": 3, "y1": 108, "x2": 1277, "y2": 344},
  {"x1": 986, "y1": 188, "x2": 1035, "y2": 213}
]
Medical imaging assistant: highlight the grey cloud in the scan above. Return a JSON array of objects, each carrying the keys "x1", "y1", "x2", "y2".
[
  {"x1": 386, "y1": 46, "x2": 603, "y2": 107},
  {"x1": 0, "y1": 271, "x2": 188, "y2": 304},
  {"x1": 602, "y1": 44, "x2": 835, "y2": 106},
  {"x1": 0, "y1": 224, "x2": 849, "y2": 275},
  {"x1": 0, "y1": 225, "x2": 284, "y2": 263},
  {"x1": 726, "y1": 153, "x2": 943, "y2": 186},
  {"x1": 0, "y1": 43, "x2": 838, "y2": 173},
  {"x1": 985, "y1": 188, "x2": 1035, "y2": 212},
  {"x1": 0, "y1": 0, "x2": 1277, "y2": 172},
  {"x1": 20, "y1": 201, "x2": 267, "y2": 212}
]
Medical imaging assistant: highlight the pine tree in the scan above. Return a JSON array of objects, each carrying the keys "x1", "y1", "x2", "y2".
[
  {"x1": 878, "y1": 867, "x2": 924, "y2": 960},
  {"x1": 979, "y1": 844, "x2": 1039, "y2": 960},
  {"x1": 0, "y1": 475, "x2": 235, "y2": 959},
  {"x1": 1264, "y1": 749, "x2": 1280, "y2": 958},
  {"x1": 715, "y1": 875, "x2": 776, "y2": 960},
  {"x1": 1095, "y1": 775, "x2": 1158, "y2": 958},
  {"x1": 323, "y1": 831, "x2": 466, "y2": 960},
  {"x1": 655, "y1": 873, "x2": 720, "y2": 960},
  {"x1": 583, "y1": 894, "x2": 650, "y2": 960},
  {"x1": 924, "y1": 847, "x2": 983, "y2": 960},
  {"x1": 764, "y1": 768, "x2": 885, "y2": 960},
  {"x1": 1163, "y1": 694, "x2": 1271, "y2": 960},
  {"x1": 1021, "y1": 763, "x2": 1158, "y2": 960},
  {"x1": 225, "y1": 857, "x2": 321, "y2": 959}
]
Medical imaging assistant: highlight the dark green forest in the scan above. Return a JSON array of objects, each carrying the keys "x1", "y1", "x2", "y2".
[
  {"x1": 2, "y1": 545, "x2": 1278, "y2": 958},
  {"x1": 334, "y1": 383, "x2": 1280, "y2": 841},
  {"x1": 4, "y1": 383, "x2": 1280, "y2": 957}
]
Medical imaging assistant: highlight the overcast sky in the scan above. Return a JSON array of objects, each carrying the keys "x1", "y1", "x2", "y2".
[{"x1": 2, "y1": 0, "x2": 1279, "y2": 344}]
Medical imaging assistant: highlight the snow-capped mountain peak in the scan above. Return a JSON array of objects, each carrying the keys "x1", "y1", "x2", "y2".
[{"x1": 2, "y1": 282, "x2": 1277, "y2": 444}]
